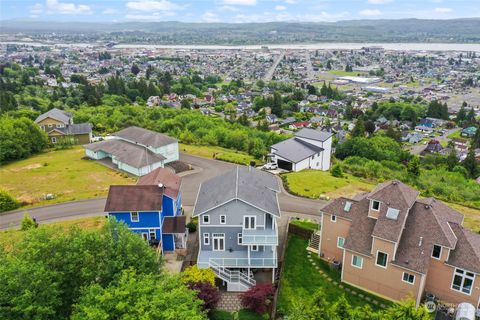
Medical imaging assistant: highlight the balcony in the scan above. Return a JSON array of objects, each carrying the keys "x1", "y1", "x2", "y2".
[
  {"x1": 197, "y1": 248, "x2": 277, "y2": 269},
  {"x1": 242, "y1": 228, "x2": 278, "y2": 246}
]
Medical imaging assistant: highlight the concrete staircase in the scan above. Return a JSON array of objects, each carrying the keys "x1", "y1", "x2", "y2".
[{"x1": 210, "y1": 260, "x2": 256, "y2": 292}]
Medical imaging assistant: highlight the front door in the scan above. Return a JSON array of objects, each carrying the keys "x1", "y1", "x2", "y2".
[{"x1": 212, "y1": 233, "x2": 225, "y2": 251}]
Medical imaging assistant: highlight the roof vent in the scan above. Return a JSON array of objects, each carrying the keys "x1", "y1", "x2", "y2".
[
  {"x1": 424, "y1": 205, "x2": 430, "y2": 210},
  {"x1": 418, "y1": 237, "x2": 423, "y2": 247},
  {"x1": 392, "y1": 181, "x2": 398, "y2": 185},
  {"x1": 158, "y1": 183, "x2": 164, "y2": 188}
]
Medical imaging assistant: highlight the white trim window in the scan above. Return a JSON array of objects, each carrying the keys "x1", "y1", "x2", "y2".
[
  {"x1": 337, "y1": 237, "x2": 345, "y2": 248},
  {"x1": 149, "y1": 229, "x2": 156, "y2": 240},
  {"x1": 131, "y1": 211, "x2": 139, "y2": 222},
  {"x1": 451, "y1": 268, "x2": 475, "y2": 295},
  {"x1": 244, "y1": 216, "x2": 256, "y2": 230},
  {"x1": 431, "y1": 245, "x2": 442, "y2": 260},
  {"x1": 352, "y1": 255, "x2": 363, "y2": 269},
  {"x1": 371, "y1": 200, "x2": 380, "y2": 211},
  {"x1": 212, "y1": 233, "x2": 225, "y2": 251},
  {"x1": 203, "y1": 233, "x2": 210, "y2": 246},
  {"x1": 51, "y1": 137, "x2": 57, "y2": 143},
  {"x1": 48, "y1": 124, "x2": 53, "y2": 128},
  {"x1": 220, "y1": 215, "x2": 226, "y2": 224},
  {"x1": 141, "y1": 233, "x2": 148, "y2": 241},
  {"x1": 376, "y1": 251, "x2": 388, "y2": 268},
  {"x1": 237, "y1": 233, "x2": 243, "y2": 245},
  {"x1": 402, "y1": 272, "x2": 415, "y2": 284},
  {"x1": 202, "y1": 215, "x2": 210, "y2": 224},
  {"x1": 331, "y1": 215, "x2": 337, "y2": 222},
  {"x1": 56, "y1": 123, "x2": 65, "y2": 128},
  {"x1": 251, "y1": 245, "x2": 258, "y2": 252}
]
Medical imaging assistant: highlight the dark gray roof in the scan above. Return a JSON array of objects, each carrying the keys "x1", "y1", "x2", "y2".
[
  {"x1": 271, "y1": 137, "x2": 323, "y2": 163},
  {"x1": 105, "y1": 185, "x2": 163, "y2": 212},
  {"x1": 35, "y1": 108, "x2": 72, "y2": 124},
  {"x1": 295, "y1": 128, "x2": 333, "y2": 142},
  {"x1": 84, "y1": 139, "x2": 165, "y2": 168},
  {"x1": 57, "y1": 123, "x2": 92, "y2": 135},
  {"x1": 193, "y1": 166, "x2": 280, "y2": 217},
  {"x1": 113, "y1": 126, "x2": 177, "y2": 148}
]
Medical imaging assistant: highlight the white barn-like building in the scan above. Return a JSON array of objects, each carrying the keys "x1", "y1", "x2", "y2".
[{"x1": 270, "y1": 128, "x2": 332, "y2": 172}]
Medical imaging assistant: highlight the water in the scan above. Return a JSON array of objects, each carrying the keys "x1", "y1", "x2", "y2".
[{"x1": 2, "y1": 41, "x2": 480, "y2": 52}]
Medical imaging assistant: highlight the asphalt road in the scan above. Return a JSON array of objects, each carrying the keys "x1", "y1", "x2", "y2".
[{"x1": 0, "y1": 153, "x2": 324, "y2": 229}]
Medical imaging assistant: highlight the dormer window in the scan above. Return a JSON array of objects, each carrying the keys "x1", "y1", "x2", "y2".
[
  {"x1": 344, "y1": 201, "x2": 352, "y2": 212},
  {"x1": 432, "y1": 245, "x2": 442, "y2": 259},
  {"x1": 371, "y1": 200, "x2": 380, "y2": 211}
]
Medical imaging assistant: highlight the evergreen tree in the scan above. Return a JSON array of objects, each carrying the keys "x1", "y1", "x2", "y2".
[
  {"x1": 272, "y1": 92, "x2": 283, "y2": 117},
  {"x1": 463, "y1": 148, "x2": 478, "y2": 178},
  {"x1": 351, "y1": 119, "x2": 365, "y2": 138},
  {"x1": 131, "y1": 64, "x2": 140, "y2": 76}
]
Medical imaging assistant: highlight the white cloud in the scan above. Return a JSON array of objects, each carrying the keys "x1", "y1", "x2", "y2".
[
  {"x1": 233, "y1": 10, "x2": 349, "y2": 23},
  {"x1": 218, "y1": 5, "x2": 240, "y2": 12},
  {"x1": 32, "y1": 0, "x2": 92, "y2": 15},
  {"x1": 275, "y1": 5, "x2": 286, "y2": 11},
  {"x1": 222, "y1": 0, "x2": 257, "y2": 6},
  {"x1": 434, "y1": 7, "x2": 452, "y2": 13},
  {"x1": 103, "y1": 8, "x2": 119, "y2": 15},
  {"x1": 367, "y1": 0, "x2": 393, "y2": 4},
  {"x1": 202, "y1": 11, "x2": 220, "y2": 23},
  {"x1": 359, "y1": 9, "x2": 381, "y2": 16},
  {"x1": 284, "y1": 0, "x2": 297, "y2": 3},
  {"x1": 126, "y1": 0, "x2": 183, "y2": 12},
  {"x1": 126, "y1": 11, "x2": 176, "y2": 21}
]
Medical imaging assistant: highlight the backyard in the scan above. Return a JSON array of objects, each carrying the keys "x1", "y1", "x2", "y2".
[
  {"x1": 277, "y1": 234, "x2": 392, "y2": 317},
  {"x1": 0, "y1": 146, "x2": 135, "y2": 209}
]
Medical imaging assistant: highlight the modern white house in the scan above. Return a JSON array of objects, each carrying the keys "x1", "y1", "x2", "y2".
[
  {"x1": 269, "y1": 128, "x2": 333, "y2": 172},
  {"x1": 193, "y1": 166, "x2": 281, "y2": 292},
  {"x1": 84, "y1": 126, "x2": 179, "y2": 176}
]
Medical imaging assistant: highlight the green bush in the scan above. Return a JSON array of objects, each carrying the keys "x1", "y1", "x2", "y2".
[
  {"x1": 21, "y1": 214, "x2": 37, "y2": 231},
  {"x1": 0, "y1": 190, "x2": 19, "y2": 213},
  {"x1": 330, "y1": 164, "x2": 343, "y2": 177},
  {"x1": 187, "y1": 221, "x2": 197, "y2": 233}
]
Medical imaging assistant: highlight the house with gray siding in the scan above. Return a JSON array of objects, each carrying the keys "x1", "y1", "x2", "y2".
[
  {"x1": 193, "y1": 166, "x2": 280, "y2": 292},
  {"x1": 83, "y1": 126, "x2": 179, "y2": 176}
]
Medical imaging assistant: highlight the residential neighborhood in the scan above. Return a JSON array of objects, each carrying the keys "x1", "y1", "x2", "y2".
[{"x1": 2, "y1": 13, "x2": 480, "y2": 320}]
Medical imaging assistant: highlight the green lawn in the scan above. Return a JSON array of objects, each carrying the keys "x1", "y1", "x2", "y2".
[
  {"x1": 328, "y1": 70, "x2": 362, "y2": 77},
  {"x1": 289, "y1": 219, "x2": 320, "y2": 232},
  {"x1": 277, "y1": 235, "x2": 391, "y2": 316},
  {"x1": 0, "y1": 216, "x2": 106, "y2": 250},
  {"x1": 282, "y1": 170, "x2": 374, "y2": 199},
  {"x1": 180, "y1": 143, "x2": 263, "y2": 166},
  {"x1": 209, "y1": 309, "x2": 267, "y2": 320},
  {"x1": 0, "y1": 147, "x2": 135, "y2": 209},
  {"x1": 446, "y1": 129, "x2": 464, "y2": 140}
]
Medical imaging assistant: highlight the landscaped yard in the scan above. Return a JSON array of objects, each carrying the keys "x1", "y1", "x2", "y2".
[
  {"x1": 282, "y1": 170, "x2": 374, "y2": 199},
  {"x1": 328, "y1": 70, "x2": 363, "y2": 77},
  {"x1": 180, "y1": 143, "x2": 263, "y2": 166},
  {"x1": 446, "y1": 129, "x2": 464, "y2": 140},
  {"x1": 0, "y1": 147, "x2": 135, "y2": 209},
  {"x1": 277, "y1": 234, "x2": 392, "y2": 317}
]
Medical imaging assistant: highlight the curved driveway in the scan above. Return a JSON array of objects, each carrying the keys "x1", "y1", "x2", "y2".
[{"x1": 0, "y1": 153, "x2": 324, "y2": 229}]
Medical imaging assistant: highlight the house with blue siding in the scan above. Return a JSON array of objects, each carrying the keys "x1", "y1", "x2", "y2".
[{"x1": 105, "y1": 168, "x2": 186, "y2": 254}]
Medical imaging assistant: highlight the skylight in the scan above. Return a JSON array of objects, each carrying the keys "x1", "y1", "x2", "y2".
[
  {"x1": 344, "y1": 201, "x2": 352, "y2": 212},
  {"x1": 386, "y1": 208, "x2": 400, "y2": 220}
]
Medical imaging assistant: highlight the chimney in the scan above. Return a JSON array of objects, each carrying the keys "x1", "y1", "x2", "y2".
[{"x1": 418, "y1": 237, "x2": 423, "y2": 247}]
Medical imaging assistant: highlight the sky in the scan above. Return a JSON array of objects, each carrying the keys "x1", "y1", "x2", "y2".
[{"x1": 1, "y1": 0, "x2": 479, "y2": 23}]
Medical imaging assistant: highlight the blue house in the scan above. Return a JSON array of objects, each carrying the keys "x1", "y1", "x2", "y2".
[{"x1": 104, "y1": 168, "x2": 186, "y2": 254}]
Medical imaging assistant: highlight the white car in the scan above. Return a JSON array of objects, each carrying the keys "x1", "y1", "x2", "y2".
[{"x1": 263, "y1": 162, "x2": 278, "y2": 170}]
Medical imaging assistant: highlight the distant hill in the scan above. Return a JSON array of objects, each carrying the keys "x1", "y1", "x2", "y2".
[{"x1": 1, "y1": 18, "x2": 480, "y2": 44}]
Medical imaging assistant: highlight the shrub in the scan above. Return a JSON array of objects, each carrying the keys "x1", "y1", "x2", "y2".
[
  {"x1": 21, "y1": 214, "x2": 38, "y2": 231},
  {"x1": 188, "y1": 281, "x2": 220, "y2": 311},
  {"x1": 330, "y1": 164, "x2": 343, "y2": 177},
  {"x1": 240, "y1": 283, "x2": 275, "y2": 314},
  {"x1": 181, "y1": 265, "x2": 216, "y2": 286},
  {"x1": 0, "y1": 190, "x2": 19, "y2": 212},
  {"x1": 187, "y1": 221, "x2": 197, "y2": 233}
]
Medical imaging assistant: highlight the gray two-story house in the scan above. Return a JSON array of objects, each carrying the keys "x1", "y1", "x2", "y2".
[{"x1": 193, "y1": 166, "x2": 280, "y2": 291}]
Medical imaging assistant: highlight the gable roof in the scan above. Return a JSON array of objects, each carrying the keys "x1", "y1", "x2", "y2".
[
  {"x1": 447, "y1": 223, "x2": 480, "y2": 273},
  {"x1": 84, "y1": 139, "x2": 165, "y2": 169},
  {"x1": 271, "y1": 137, "x2": 324, "y2": 163},
  {"x1": 105, "y1": 185, "x2": 163, "y2": 212},
  {"x1": 295, "y1": 128, "x2": 333, "y2": 142},
  {"x1": 137, "y1": 167, "x2": 181, "y2": 199},
  {"x1": 193, "y1": 166, "x2": 280, "y2": 217},
  {"x1": 35, "y1": 108, "x2": 72, "y2": 124},
  {"x1": 113, "y1": 126, "x2": 177, "y2": 148},
  {"x1": 57, "y1": 123, "x2": 92, "y2": 135}
]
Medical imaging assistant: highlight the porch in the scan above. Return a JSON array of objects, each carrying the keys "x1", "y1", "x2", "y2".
[{"x1": 198, "y1": 247, "x2": 277, "y2": 269}]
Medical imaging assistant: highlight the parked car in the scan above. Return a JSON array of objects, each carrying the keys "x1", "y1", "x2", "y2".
[{"x1": 263, "y1": 162, "x2": 278, "y2": 170}]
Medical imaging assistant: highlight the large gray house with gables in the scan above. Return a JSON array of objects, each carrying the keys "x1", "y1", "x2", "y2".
[{"x1": 193, "y1": 166, "x2": 280, "y2": 292}]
